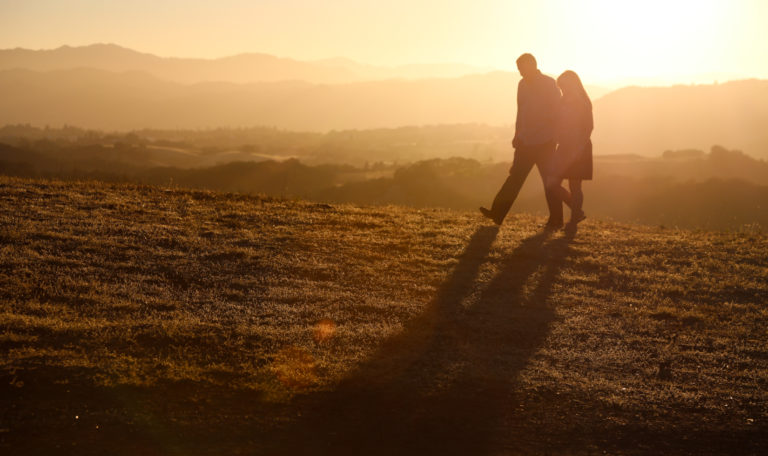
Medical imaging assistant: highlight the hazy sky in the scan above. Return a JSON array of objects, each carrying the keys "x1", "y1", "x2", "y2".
[{"x1": 1, "y1": 0, "x2": 767, "y2": 86}]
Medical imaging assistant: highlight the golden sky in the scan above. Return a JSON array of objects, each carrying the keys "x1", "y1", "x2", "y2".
[{"x1": 1, "y1": 0, "x2": 766, "y2": 86}]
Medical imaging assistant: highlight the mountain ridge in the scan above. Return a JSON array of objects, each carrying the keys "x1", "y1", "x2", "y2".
[
  {"x1": 0, "y1": 43, "x2": 495, "y2": 84},
  {"x1": 593, "y1": 78, "x2": 768, "y2": 158}
]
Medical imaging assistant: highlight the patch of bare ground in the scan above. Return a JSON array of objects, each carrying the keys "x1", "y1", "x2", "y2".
[{"x1": 0, "y1": 175, "x2": 766, "y2": 455}]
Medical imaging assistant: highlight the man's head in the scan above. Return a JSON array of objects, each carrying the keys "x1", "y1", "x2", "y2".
[{"x1": 516, "y1": 53, "x2": 538, "y2": 80}]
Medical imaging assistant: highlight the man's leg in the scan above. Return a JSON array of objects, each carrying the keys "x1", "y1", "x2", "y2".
[{"x1": 488, "y1": 146, "x2": 536, "y2": 223}]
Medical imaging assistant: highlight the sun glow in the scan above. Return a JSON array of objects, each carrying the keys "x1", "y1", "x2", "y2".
[
  {"x1": 492, "y1": 0, "x2": 740, "y2": 86},
  {"x1": 583, "y1": 0, "x2": 730, "y2": 81},
  {"x1": 1, "y1": 0, "x2": 765, "y2": 87}
]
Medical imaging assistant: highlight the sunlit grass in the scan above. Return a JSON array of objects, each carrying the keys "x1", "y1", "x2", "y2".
[{"x1": 1, "y1": 175, "x2": 766, "y2": 454}]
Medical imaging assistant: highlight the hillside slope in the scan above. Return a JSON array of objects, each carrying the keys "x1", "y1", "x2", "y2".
[
  {"x1": 593, "y1": 79, "x2": 768, "y2": 158},
  {"x1": 1, "y1": 176, "x2": 766, "y2": 455}
]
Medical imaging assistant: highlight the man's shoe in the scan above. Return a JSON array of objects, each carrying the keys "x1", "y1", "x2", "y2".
[
  {"x1": 564, "y1": 222, "x2": 578, "y2": 238},
  {"x1": 479, "y1": 207, "x2": 503, "y2": 225},
  {"x1": 543, "y1": 220, "x2": 564, "y2": 231}
]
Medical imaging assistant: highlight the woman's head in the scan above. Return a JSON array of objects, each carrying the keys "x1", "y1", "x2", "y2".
[{"x1": 557, "y1": 70, "x2": 585, "y2": 96}]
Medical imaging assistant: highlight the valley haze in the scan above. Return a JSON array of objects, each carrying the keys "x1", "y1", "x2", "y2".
[{"x1": 2, "y1": 44, "x2": 768, "y2": 158}]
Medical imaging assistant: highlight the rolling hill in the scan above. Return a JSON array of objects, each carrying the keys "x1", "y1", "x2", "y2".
[
  {"x1": 1, "y1": 64, "x2": 767, "y2": 158},
  {"x1": 1, "y1": 175, "x2": 766, "y2": 455},
  {"x1": 2, "y1": 134, "x2": 768, "y2": 230},
  {"x1": 593, "y1": 79, "x2": 768, "y2": 158}
]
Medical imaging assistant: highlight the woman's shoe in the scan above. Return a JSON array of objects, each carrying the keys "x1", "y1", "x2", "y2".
[{"x1": 569, "y1": 210, "x2": 586, "y2": 225}]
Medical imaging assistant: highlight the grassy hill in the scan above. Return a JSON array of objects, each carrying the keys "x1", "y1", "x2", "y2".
[{"x1": 1, "y1": 176, "x2": 766, "y2": 455}]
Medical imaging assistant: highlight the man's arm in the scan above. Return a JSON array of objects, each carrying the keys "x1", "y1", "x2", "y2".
[
  {"x1": 545, "y1": 78, "x2": 561, "y2": 142},
  {"x1": 548, "y1": 79, "x2": 562, "y2": 119},
  {"x1": 513, "y1": 80, "x2": 524, "y2": 148}
]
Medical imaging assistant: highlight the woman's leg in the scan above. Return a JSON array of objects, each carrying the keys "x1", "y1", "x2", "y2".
[
  {"x1": 568, "y1": 179, "x2": 584, "y2": 220},
  {"x1": 546, "y1": 175, "x2": 572, "y2": 208}
]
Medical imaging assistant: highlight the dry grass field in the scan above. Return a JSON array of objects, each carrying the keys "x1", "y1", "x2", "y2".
[{"x1": 1, "y1": 175, "x2": 766, "y2": 455}]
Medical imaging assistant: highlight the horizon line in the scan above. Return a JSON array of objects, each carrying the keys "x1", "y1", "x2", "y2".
[{"x1": 2, "y1": 42, "x2": 763, "y2": 88}]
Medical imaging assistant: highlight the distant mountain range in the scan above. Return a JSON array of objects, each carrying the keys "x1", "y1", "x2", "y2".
[
  {"x1": 1, "y1": 44, "x2": 766, "y2": 158},
  {"x1": 0, "y1": 43, "x2": 494, "y2": 84},
  {"x1": 593, "y1": 80, "x2": 768, "y2": 158},
  {"x1": 0, "y1": 67, "x2": 524, "y2": 130}
]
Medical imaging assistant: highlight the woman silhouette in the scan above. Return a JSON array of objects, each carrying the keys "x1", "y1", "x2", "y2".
[{"x1": 545, "y1": 70, "x2": 593, "y2": 234}]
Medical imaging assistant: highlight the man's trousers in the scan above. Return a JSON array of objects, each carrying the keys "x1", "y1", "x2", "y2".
[{"x1": 489, "y1": 141, "x2": 563, "y2": 225}]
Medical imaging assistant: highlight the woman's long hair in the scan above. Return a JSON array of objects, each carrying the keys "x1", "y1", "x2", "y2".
[{"x1": 557, "y1": 70, "x2": 592, "y2": 110}]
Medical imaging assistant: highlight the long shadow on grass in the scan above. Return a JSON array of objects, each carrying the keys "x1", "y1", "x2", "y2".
[{"x1": 272, "y1": 226, "x2": 574, "y2": 455}]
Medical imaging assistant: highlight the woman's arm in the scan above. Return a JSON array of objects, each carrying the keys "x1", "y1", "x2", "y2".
[{"x1": 574, "y1": 102, "x2": 593, "y2": 147}]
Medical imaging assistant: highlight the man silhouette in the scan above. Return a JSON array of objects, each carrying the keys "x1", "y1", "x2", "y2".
[{"x1": 480, "y1": 53, "x2": 563, "y2": 228}]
